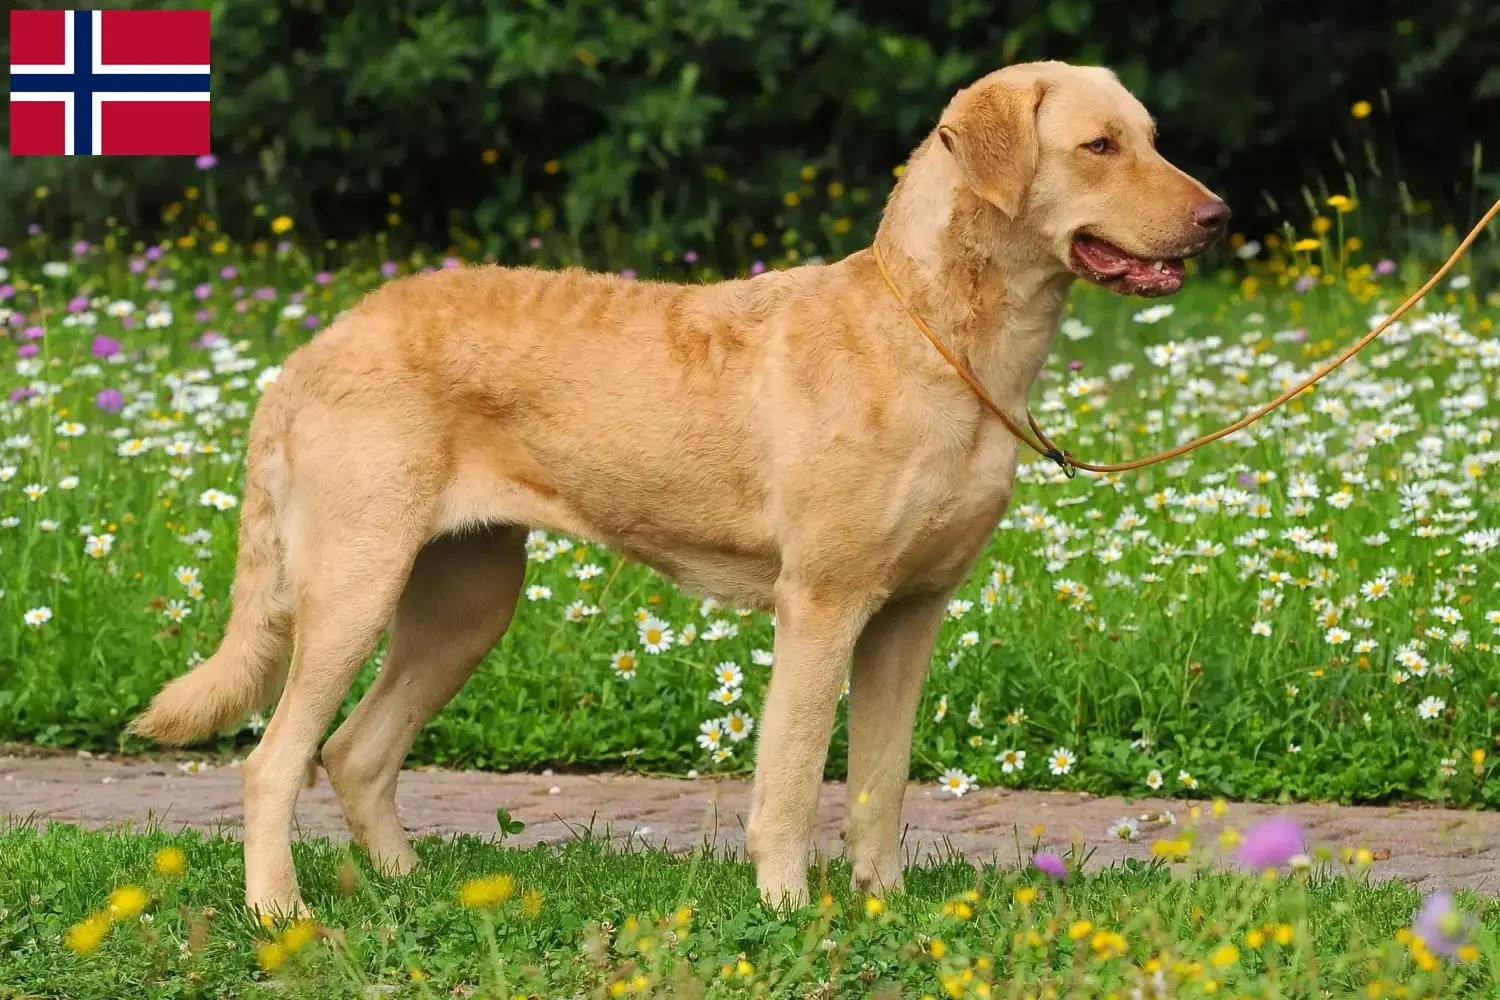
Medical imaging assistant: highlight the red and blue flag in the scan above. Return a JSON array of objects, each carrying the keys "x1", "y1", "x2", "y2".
[{"x1": 9, "y1": 9, "x2": 211, "y2": 156}]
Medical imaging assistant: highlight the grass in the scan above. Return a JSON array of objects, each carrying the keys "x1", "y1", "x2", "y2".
[
  {"x1": 1, "y1": 197, "x2": 1499, "y2": 810},
  {"x1": 0, "y1": 820, "x2": 1495, "y2": 999}
]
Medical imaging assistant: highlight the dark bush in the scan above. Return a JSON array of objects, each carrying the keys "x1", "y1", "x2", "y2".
[{"x1": 3, "y1": 0, "x2": 1497, "y2": 262}]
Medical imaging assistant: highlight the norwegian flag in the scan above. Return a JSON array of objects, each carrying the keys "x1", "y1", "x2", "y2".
[{"x1": 9, "y1": 9, "x2": 210, "y2": 156}]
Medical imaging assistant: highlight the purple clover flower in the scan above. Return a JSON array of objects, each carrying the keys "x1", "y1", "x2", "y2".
[
  {"x1": 17, "y1": 343, "x2": 38, "y2": 358},
  {"x1": 1375, "y1": 259, "x2": 1397, "y2": 276},
  {"x1": 196, "y1": 153, "x2": 217, "y2": 169},
  {"x1": 95, "y1": 388, "x2": 124, "y2": 413},
  {"x1": 92, "y1": 335, "x2": 121, "y2": 358},
  {"x1": 1032, "y1": 853, "x2": 1066, "y2": 879},
  {"x1": 381, "y1": 261, "x2": 399, "y2": 278},
  {"x1": 1236, "y1": 817, "x2": 1305, "y2": 868},
  {"x1": 1414, "y1": 890, "x2": 1470, "y2": 957}
]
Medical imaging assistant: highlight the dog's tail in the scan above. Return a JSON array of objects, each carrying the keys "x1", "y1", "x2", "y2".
[{"x1": 130, "y1": 400, "x2": 293, "y2": 745}]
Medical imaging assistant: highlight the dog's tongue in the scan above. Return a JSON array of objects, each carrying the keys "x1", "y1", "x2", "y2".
[
  {"x1": 1076, "y1": 235, "x2": 1133, "y2": 275},
  {"x1": 1075, "y1": 235, "x2": 1181, "y2": 294}
]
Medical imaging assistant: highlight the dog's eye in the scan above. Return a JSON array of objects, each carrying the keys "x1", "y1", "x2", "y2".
[{"x1": 1083, "y1": 138, "x2": 1111, "y2": 154}]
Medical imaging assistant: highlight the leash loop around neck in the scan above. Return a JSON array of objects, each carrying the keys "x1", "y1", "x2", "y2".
[{"x1": 871, "y1": 197, "x2": 1500, "y2": 477}]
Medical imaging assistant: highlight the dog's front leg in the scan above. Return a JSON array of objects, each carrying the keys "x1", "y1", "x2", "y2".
[
  {"x1": 844, "y1": 592, "x2": 947, "y2": 896},
  {"x1": 746, "y1": 583, "x2": 878, "y2": 910}
]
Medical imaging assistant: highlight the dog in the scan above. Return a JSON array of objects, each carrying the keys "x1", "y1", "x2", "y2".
[{"x1": 132, "y1": 59, "x2": 1227, "y2": 917}]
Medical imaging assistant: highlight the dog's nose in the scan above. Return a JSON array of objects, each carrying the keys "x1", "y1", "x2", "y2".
[{"x1": 1192, "y1": 200, "x2": 1231, "y2": 232}]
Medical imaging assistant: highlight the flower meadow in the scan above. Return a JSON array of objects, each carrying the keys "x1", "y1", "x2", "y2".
[
  {"x1": 1, "y1": 203, "x2": 1499, "y2": 811},
  {"x1": 2, "y1": 812, "x2": 1498, "y2": 998}
]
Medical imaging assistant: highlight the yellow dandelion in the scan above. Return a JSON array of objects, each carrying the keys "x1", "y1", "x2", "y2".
[
  {"x1": 481, "y1": 148, "x2": 499, "y2": 164},
  {"x1": 107, "y1": 885, "x2": 149, "y2": 922},
  {"x1": 154, "y1": 846, "x2": 187, "y2": 877},
  {"x1": 65, "y1": 912, "x2": 112, "y2": 954},
  {"x1": 783, "y1": 192, "x2": 800, "y2": 207},
  {"x1": 1068, "y1": 919, "x2": 1093, "y2": 940},
  {"x1": 1210, "y1": 944, "x2": 1239, "y2": 968},
  {"x1": 458, "y1": 872, "x2": 516, "y2": 909},
  {"x1": 1351, "y1": 100, "x2": 1372, "y2": 119},
  {"x1": 865, "y1": 897, "x2": 885, "y2": 918},
  {"x1": 1090, "y1": 929, "x2": 1126, "y2": 958},
  {"x1": 1151, "y1": 839, "x2": 1190, "y2": 860},
  {"x1": 1310, "y1": 216, "x2": 1332, "y2": 235},
  {"x1": 1292, "y1": 238, "x2": 1322, "y2": 253},
  {"x1": 257, "y1": 941, "x2": 287, "y2": 971},
  {"x1": 279, "y1": 918, "x2": 316, "y2": 954},
  {"x1": 521, "y1": 888, "x2": 544, "y2": 918}
]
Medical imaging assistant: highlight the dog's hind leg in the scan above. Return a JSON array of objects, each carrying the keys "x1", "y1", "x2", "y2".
[
  {"x1": 321, "y1": 524, "x2": 527, "y2": 876},
  {"x1": 239, "y1": 426, "x2": 439, "y2": 920}
]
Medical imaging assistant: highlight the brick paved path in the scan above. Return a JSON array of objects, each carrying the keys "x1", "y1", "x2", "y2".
[{"x1": 5, "y1": 749, "x2": 1500, "y2": 890}]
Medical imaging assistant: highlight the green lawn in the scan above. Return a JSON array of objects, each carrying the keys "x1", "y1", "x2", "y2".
[
  {"x1": 0, "y1": 821, "x2": 1494, "y2": 999},
  {"x1": 1, "y1": 214, "x2": 1498, "y2": 808}
]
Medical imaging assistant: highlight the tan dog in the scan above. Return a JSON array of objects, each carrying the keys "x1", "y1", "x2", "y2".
[{"x1": 132, "y1": 60, "x2": 1227, "y2": 916}]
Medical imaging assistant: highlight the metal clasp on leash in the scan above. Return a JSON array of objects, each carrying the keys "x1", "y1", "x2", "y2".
[{"x1": 1044, "y1": 447, "x2": 1077, "y2": 479}]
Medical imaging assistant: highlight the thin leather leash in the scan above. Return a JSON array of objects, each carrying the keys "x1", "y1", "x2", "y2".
[{"x1": 871, "y1": 196, "x2": 1500, "y2": 478}]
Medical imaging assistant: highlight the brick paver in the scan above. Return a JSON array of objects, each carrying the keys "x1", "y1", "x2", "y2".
[{"x1": 4, "y1": 749, "x2": 1500, "y2": 891}]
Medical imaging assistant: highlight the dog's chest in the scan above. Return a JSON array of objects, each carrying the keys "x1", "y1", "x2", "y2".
[{"x1": 884, "y1": 420, "x2": 1022, "y2": 595}]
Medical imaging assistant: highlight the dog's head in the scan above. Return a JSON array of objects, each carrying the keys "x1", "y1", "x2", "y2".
[{"x1": 936, "y1": 61, "x2": 1227, "y2": 297}]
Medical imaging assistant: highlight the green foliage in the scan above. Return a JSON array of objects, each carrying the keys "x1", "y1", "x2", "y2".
[
  {"x1": 2, "y1": 0, "x2": 1497, "y2": 261},
  {"x1": 2, "y1": 823, "x2": 1495, "y2": 997}
]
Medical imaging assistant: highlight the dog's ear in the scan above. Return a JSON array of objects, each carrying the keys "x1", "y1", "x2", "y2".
[{"x1": 937, "y1": 80, "x2": 1049, "y2": 217}]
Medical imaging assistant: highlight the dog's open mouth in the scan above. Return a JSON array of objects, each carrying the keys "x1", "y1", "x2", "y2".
[{"x1": 1069, "y1": 233, "x2": 1186, "y2": 298}]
